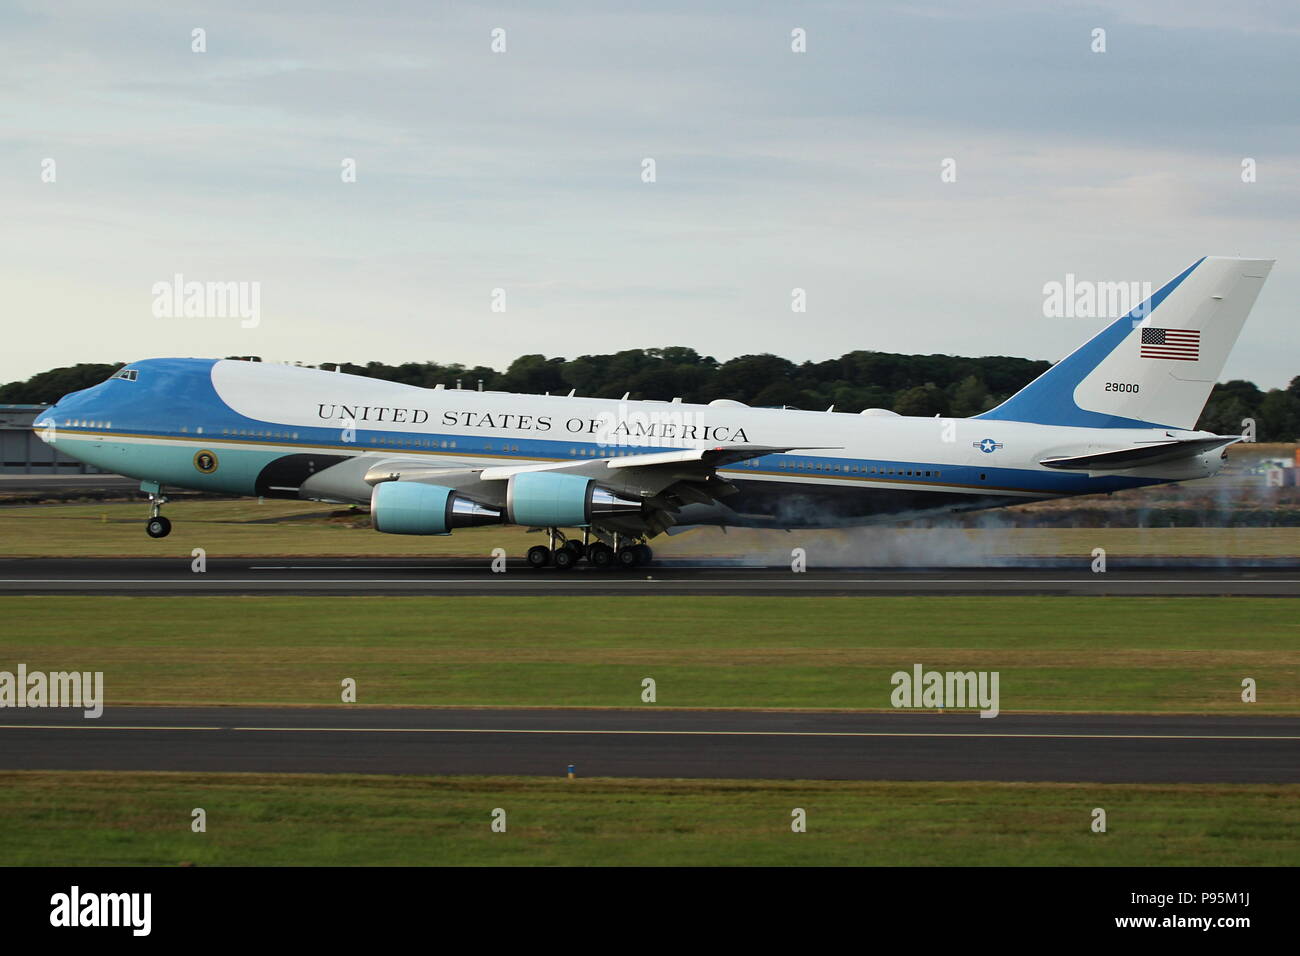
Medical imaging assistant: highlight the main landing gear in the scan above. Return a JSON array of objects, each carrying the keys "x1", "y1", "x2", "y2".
[
  {"x1": 143, "y1": 482, "x2": 172, "y2": 538},
  {"x1": 525, "y1": 528, "x2": 652, "y2": 571}
]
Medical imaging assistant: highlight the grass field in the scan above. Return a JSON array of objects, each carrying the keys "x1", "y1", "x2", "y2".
[
  {"x1": 2, "y1": 498, "x2": 1299, "y2": 558},
  {"x1": 2, "y1": 595, "x2": 1296, "y2": 712},
  {"x1": 1, "y1": 771, "x2": 1295, "y2": 866}
]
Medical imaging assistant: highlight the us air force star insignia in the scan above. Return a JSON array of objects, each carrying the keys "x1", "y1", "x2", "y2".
[
  {"x1": 193, "y1": 450, "x2": 219, "y2": 474},
  {"x1": 973, "y1": 438, "x2": 1004, "y2": 454}
]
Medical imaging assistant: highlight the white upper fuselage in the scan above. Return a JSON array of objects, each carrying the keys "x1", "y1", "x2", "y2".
[{"x1": 38, "y1": 358, "x2": 1220, "y2": 530}]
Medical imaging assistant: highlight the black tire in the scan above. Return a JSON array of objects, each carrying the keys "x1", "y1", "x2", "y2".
[
  {"x1": 564, "y1": 540, "x2": 585, "y2": 560},
  {"x1": 616, "y1": 546, "x2": 640, "y2": 569},
  {"x1": 587, "y1": 543, "x2": 614, "y2": 569},
  {"x1": 526, "y1": 545, "x2": 551, "y2": 569},
  {"x1": 146, "y1": 516, "x2": 171, "y2": 538},
  {"x1": 553, "y1": 548, "x2": 576, "y2": 570},
  {"x1": 634, "y1": 544, "x2": 653, "y2": 566}
]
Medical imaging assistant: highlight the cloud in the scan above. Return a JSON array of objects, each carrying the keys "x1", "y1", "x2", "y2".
[{"x1": 1, "y1": 0, "x2": 1297, "y2": 389}]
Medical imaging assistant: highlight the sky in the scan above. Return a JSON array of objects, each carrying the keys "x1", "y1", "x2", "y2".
[{"x1": 2, "y1": 0, "x2": 1297, "y2": 389}]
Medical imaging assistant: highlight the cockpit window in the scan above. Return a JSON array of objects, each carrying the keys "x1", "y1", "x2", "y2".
[{"x1": 112, "y1": 369, "x2": 139, "y2": 382}]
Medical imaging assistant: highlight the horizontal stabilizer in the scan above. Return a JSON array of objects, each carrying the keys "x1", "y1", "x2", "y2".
[{"x1": 1040, "y1": 436, "x2": 1240, "y2": 471}]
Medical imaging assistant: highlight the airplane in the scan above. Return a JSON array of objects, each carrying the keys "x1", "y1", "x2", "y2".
[{"x1": 35, "y1": 255, "x2": 1273, "y2": 570}]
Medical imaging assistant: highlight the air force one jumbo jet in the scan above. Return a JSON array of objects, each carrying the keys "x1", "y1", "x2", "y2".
[{"x1": 37, "y1": 256, "x2": 1273, "y2": 569}]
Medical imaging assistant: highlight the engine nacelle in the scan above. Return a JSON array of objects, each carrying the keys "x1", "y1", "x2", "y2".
[
  {"x1": 371, "y1": 481, "x2": 502, "y2": 535},
  {"x1": 506, "y1": 471, "x2": 642, "y2": 527}
]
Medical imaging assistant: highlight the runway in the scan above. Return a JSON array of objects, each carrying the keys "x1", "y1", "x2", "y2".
[
  {"x1": 0, "y1": 706, "x2": 1295, "y2": 782},
  {"x1": 1, "y1": 556, "x2": 1299, "y2": 595}
]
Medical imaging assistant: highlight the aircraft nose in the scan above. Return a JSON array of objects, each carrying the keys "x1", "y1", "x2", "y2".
[
  {"x1": 40, "y1": 384, "x2": 106, "y2": 437},
  {"x1": 34, "y1": 402, "x2": 61, "y2": 444}
]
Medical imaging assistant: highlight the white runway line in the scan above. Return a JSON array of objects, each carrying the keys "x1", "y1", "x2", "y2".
[{"x1": 0, "y1": 724, "x2": 223, "y2": 731}]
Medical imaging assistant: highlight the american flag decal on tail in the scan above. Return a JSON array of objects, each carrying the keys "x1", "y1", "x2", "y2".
[{"x1": 1139, "y1": 327, "x2": 1201, "y2": 361}]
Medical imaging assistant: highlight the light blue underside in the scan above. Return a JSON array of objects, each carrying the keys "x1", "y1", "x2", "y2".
[{"x1": 56, "y1": 437, "x2": 280, "y2": 495}]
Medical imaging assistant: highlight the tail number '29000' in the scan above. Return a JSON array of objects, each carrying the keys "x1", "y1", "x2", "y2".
[{"x1": 1104, "y1": 382, "x2": 1140, "y2": 393}]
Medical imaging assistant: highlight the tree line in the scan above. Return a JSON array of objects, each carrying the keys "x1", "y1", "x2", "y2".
[{"x1": 3, "y1": 347, "x2": 1297, "y2": 441}]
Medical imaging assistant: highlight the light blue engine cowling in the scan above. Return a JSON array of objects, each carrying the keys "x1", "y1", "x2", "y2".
[
  {"x1": 371, "y1": 481, "x2": 502, "y2": 535},
  {"x1": 506, "y1": 472, "x2": 643, "y2": 527}
]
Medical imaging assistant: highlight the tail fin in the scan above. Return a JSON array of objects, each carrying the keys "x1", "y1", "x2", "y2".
[{"x1": 976, "y1": 256, "x2": 1274, "y2": 430}]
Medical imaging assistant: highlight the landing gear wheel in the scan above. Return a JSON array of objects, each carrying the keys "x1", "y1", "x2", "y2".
[
  {"x1": 553, "y1": 547, "x2": 577, "y2": 570},
  {"x1": 564, "y1": 540, "x2": 585, "y2": 560},
  {"x1": 587, "y1": 543, "x2": 615, "y2": 569},
  {"x1": 616, "y1": 546, "x2": 641, "y2": 569},
  {"x1": 526, "y1": 545, "x2": 551, "y2": 569},
  {"x1": 146, "y1": 516, "x2": 172, "y2": 539},
  {"x1": 633, "y1": 544, "x2": 653, "y2": 566}
]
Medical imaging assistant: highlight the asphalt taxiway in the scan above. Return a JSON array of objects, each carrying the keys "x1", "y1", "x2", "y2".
[
  {"x1": 0, "y1": 473, "x2": 141, "y2": 495},
  {"x1": 1, "y1": 557, "x2": 1298, "y2": 596},
  {"x1": 0, "y1": 706, "x2": 1295, "y2": 782}
]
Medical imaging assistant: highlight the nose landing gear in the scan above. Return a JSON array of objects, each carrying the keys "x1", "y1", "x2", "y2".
[{"x1": 142, "y1": 481, "x2": 172, "y2": 538}]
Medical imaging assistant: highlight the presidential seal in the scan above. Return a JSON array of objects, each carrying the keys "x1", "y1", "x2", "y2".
[{"x1": 193, "y1": 450, "x2": 219, "y2": 474}]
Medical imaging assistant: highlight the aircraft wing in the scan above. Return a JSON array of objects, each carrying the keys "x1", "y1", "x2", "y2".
[
  {"x1": 362, "y1": 444, "x2": 828, "y2": 531},
  {"x1": 364, "y1": 445, "x2": 809, "y2": 485},
  {"x1": 479, "y1": 443, "x2": 812, "y2": 479},
  {"x1": 480, "y1": 444, "x2": 825, "y2": 530},
  {"x1": 1039, "y1": 435, "x2": 1241, "y2": 471}
]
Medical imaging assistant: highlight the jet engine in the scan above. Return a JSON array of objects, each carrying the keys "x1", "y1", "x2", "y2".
[
  {"x1": 505, "y1": 472, "x2": 642, "y2": 527},
  {"x1": 370, "y1": 481, "x2": 502, "y2": 535}
]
